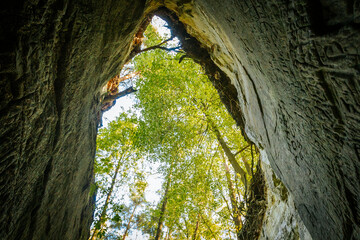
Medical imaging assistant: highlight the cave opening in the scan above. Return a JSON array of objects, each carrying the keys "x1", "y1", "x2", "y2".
[
  {"x1": 90, "y1": 10, "x2": 266, "y2": 240},
  {"x1": 1, "y1": 1, "x2": 360, "y2": 240}
]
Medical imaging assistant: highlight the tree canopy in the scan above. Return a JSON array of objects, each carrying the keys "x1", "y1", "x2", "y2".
[{"x1": 90, "y1": 19, "x2": 258, "y2": 240}]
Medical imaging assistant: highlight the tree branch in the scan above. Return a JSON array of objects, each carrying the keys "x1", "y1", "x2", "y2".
[
  {"x1": 118, "y1": 71, "x2": 140, "y2": 82},
  {"x1": 103, "y1": 86, "x2": 137, "y2": 104},
  {"x1": 136, "y1": 36, "x2": 182, "y2": 54},
  {"x1": 139, "y1": 45, "x2": 182, "y2": 54},
  {"x1": 197, "y1": 210, "x2": 218, "y2": 240},
  {"x1": 234, "y1": 145, "x2": 250, "y2": 157}
]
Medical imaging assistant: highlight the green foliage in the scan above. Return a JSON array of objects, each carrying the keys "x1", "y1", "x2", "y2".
[
  {"x1": 131, "y1": 23, "x2": 257, "y2": 239},
  {"x1": 91, "y1": 21, "x2": 258, "y2": 240}
]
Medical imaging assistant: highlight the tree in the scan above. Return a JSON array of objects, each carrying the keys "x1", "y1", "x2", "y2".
[
  {"x1": 121, "y1": 172, "x2": 148, "y2": 240},
  {"x1": 91, "y1": 20, "x2": 259, "y2": 239},
  {"x1": 154, "y1": 166, "x2": 172, "y2": 240},
  {"x1": 129, "y1": 23, "x2": 258, "y2": 238},
  {"x1": 223, "y1": 157, "x2": 242, "y2": 236},
  {"x1": 90, "y1": 113, "x2": 147, "y2": 239}
]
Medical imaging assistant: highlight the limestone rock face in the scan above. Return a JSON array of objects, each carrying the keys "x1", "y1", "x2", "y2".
[
  {"x1": 260, "y1": 161, "x2": 312, "y2": 240},
  {"x1": 0, "y1": 1, "x2": 148, "y2": 239},
  {"x1": 0, "y1": 0, "x2": 359, "y2": 240},
  {"x1": 164, "y1": 1, "x2": 360, "y2": 239}
]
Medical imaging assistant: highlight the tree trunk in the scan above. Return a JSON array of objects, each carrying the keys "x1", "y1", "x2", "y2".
[
  {"x1": 165, "y1": 228, "x2": 172, "y2": 240},
  {"x1": 90, "y1": 153, "x2": 125, "y2": 240},
  {"x1": 199, "y1": 105, "x2": 249, "y2": 191},
  {"x1": 223, "y1": 159, "x2": 242, "y2": 238},
  {"x1": 122, "y1": 204, "x2": 139, "y2": 240},
  {"x1": 154, "y1": 172, "x2": 172, "y2": 240},
  {"x1": 198, "y1": 211, "x2": 217, "y2": 240},
  {"x1": 192, "y1": 214, "x2": 200, "y2": 240},
  {"x1": 212, "y1": 125, "x2": 248, "y2": 192},
  {"x1": 241, "y1": 157, "x2": 252, "y2": 177}
]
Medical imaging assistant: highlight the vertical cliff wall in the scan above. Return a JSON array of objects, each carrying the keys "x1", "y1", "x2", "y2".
[
  {"x1": 0, "y1": 1, "x2": 149, "y2": 239},
  {"x1": 163, "y1": 1, "x2": 360, "y2": 239},
  {"x1": 260, "y1": 161, "x2": 312, "y2": 240},
  {"x1": 1, "y1": 0, "x2": 359, "y2": 240}
]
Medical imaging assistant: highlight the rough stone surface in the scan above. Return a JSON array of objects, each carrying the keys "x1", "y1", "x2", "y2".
[
  {"x1": 163, "y1": 1, "x2": 360, "y2": 239},
  {"x1": 0, "y1": 1, "x2": 148, "y2": 239},
  {"x1": 1, "y1": 0, "x2": 360, "y2": 240},
  {"x1": 260, "y1": 161, "x2": 312, "y2": 240}
]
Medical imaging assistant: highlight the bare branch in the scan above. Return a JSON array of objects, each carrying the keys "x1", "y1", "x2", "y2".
[
  {"x1": 119, "y1": 71, "x2": 140, "y2": 82},
  {"x1": 234, "y1": 145, "x2": 250, "y2": 157},
  {"x1": 136, "y1": 36, "x2": 182, "y2": 54},
  {"x1": 103, "y1": 87, "x2": 137, "y2": 104},
  {"x1": 139, "y1": 45, "x2": 181, "y2": 54}
]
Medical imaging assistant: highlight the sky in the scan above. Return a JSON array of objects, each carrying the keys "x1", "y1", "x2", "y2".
[
  {"x1": 98, "y1": 16, "x2": 171, "y2": 239},
  {"x1": 100, "y1": 15, "x2": 172, "y2": 207},
  {"x1": 101, "y1": 16, "x2": 172, "y2": 127}
]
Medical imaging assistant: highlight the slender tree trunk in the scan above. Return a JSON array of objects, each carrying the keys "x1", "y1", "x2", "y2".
[
  {"x1": 223, "y1": 159, "x2": 242, "y2": 238},
  {"x1": 241, "y1": 156, "x2": 252, "y2": 176},
  {"x1": 155, "y1": 172, "x2": 172, "y2": 240},
  {"x1": 251, "y1": 144, "x2": 255, "y2": 177},
  {"x1": 175, "y1": 220, "x2": 189, "y2": 239},
  {"x1": 90, "y1": 153, "x2": 125, "y2": 240},
  {"x1": 198, "y1": 211, "x2": 217, "y2": 240},
  {"x1": 165, "y1": 228, "x2": 172, "y2": 240},
  {"x1": 200, "y1": 106, "x2": 249, "y2": 191},
  {"x1": 212, "y1": 125, "x2": 248, "y2": 192},
  {"x1": 192, "y1": 214, "x2": 200, "y2": 240},
  {"x1": 235, "y1": 145, "x2": 252, "y2": 176},
  {"x1": 183, "y1": 216, "x2": 190, "y2": 239},
  {"x1": 122, "y1": 204, "x2": 139, "y2": 240}
]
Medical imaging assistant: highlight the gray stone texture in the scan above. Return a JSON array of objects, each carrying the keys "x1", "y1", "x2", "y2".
[
  {"x1": 0, "y1": 1, "x2": 147, "y2": 239},
  {"x1": 163, "y1": 1, "x2": 360, "y2": 239},
  {"x1": 0, "y1": 0, "x2": 359, "y2": 240},
  {"x1": 260, "y1": 161, "x2": 312, "y2": 240}
]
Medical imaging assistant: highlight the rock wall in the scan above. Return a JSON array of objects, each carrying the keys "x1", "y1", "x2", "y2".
[
  {"x1": 260, "y1": 161, "x2": 312, "y2": 240},
  {"x1": 1, "y1": 0, "x2": 359, "y2": 239},
  {"x1": 0, "y1": 1, "x2": 149, "y2": 239},
  {"x1": 163, "y1": 1, "x2": 360, "y2": 239}
]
